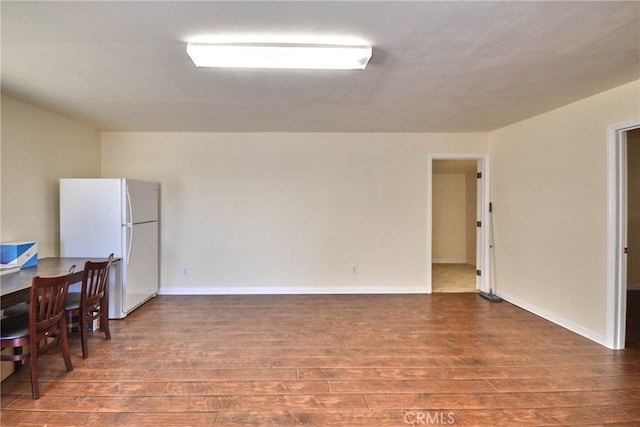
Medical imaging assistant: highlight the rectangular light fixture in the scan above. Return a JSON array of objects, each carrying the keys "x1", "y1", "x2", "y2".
[{"x1": 186, "y1": 43, "x2": 372, "y2": 70}]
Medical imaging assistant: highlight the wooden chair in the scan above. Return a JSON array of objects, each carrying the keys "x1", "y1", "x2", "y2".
[
  {"x1": 65, "y1": 254, "x2": 113, "y2": 359},
  {"x1": 0, "y1": 268, "x2": 76, "y2": 400}
]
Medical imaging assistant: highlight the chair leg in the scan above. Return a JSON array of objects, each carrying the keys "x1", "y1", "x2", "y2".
[
  {"x1": 80, "y1": 312, "x2": 89, "y2": 359},
  {"x1": 101, "y1": 304, "x2": 111, "y2": 341},
  {"x1": 13, "y1": 347, "x2": 23, "y2": 372},
  {"x1": 29, "y1": 339, "x2": 39, "y2": 400},
  {"x1": 59, "y1": 319, "x2": 74, "y2": 371},
  {"x1": 66, "y1": 310, "x2": 74, "y2": 333}
]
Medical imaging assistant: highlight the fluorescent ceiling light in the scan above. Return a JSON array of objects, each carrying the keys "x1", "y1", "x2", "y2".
[{"x1": 186, "y1": 43, "x2": 372, "y2": 70}]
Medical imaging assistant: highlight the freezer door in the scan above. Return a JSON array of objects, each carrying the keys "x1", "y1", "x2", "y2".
[
  {"x1": 123, "y1": 221, "x2": 159, "y2": 314},
  {"x1": 60, "y1": 178, "x2": 123, "y2": 257},
  {"x1": 124, "y1": 180, "x2": 159, "y2": 224}
]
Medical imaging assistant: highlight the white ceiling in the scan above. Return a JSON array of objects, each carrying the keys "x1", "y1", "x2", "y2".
[{"x1": 1, "y1": 1, "x2": 638, "y2": 132}]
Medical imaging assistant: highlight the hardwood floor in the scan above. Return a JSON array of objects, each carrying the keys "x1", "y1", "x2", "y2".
[{"x1": 2, "y1": 294, "x2": 640, "y2": 426}]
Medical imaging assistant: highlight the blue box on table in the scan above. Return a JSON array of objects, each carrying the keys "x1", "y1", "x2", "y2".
[{"x1": 1, "y1": 241, "x2": 38, "y2": 269}]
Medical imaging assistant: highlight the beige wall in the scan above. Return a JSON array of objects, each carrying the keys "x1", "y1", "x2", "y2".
[
  {"x1": 432, "y1": 173, "x2": 467, "y2": 262},
  {"x1": 432, "y1": 166, "x2": 477, "y2": 265},
  {"x1": 1, "y1": 96, "x2": 101, "y2": 380},
  {"x1": 628, "y1": 129, "x2": 640, "y2": 288},
  {"x1": 489, "y1": 80, "x2": 640, "y2": 340},
  {"x1": 101, "y1": 132, "x2": 489, "y2": 293},
  {"x1": 0, "y1": 96, "x2": 101, "y2": 256}
]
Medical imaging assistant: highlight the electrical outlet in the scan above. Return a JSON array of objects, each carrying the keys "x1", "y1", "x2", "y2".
[
  {"x1": 183, "y1": 268, "x2": 188, "y2": 276},
  {"x1": 352, "y1": 265, "x2": 359, "y2": 275}
]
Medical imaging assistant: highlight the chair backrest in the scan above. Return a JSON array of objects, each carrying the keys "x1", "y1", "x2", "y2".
[
  {"x1": 30, "y1": 267, "x2": 76, "y2": 337},
  {"x1": 81, "y1": 254, "x2": 114, "y2": 306}
]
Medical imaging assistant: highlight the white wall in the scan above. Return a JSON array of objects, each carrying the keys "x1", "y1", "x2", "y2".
[
  {"x1": 489, "y1": 80, "x2": 640, "y2": 343},
  {"x1": 0, "y1": 96, "x2": 101, "y2": 256},
  {"x1": 101, "y1": 132, "x2": 489, "y2": 294}
]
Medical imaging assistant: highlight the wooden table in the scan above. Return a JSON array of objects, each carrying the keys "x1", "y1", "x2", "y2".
[{"x1": 1, "y1": 257, "x2": 114, "y2": 310}]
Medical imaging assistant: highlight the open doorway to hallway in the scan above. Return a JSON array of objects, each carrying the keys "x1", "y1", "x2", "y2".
[
  {"x1": 607, "y1": 120, "x2": 640, "y2": 349},
  {"x1": 626, "y1": 128, "x2": 640, "y2": 349},
  {"x1": 431, "y1": 159, "x2": 478, "y2": 293}
]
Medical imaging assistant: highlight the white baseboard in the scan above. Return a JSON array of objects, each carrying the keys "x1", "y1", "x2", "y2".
[
  {"x1": 159, "y1": 285, "x2": 427, "y2": 295},
  {"x1": 496, "y1": 290, "x2": 606, "y2": 346},
  {"x1": 432, "y1": 259, "x2": 476, "y2": 266},
  {"x1": 433, "y1": 259, "x2": 467, "y2": 264}
]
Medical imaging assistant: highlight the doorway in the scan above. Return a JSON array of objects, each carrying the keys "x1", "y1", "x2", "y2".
[
  {"x1": 427, "y1": 154, "x2": 490, "y2": 294},
  {"x1": 606, "y1": 119, "x2": 640, "y2": 349},
  {"x1": 625, "y1": 128, "x2": 640, "y2": 348},
  {"x1": 431, "y1": 160, "x2": 478, "y2": 292}
]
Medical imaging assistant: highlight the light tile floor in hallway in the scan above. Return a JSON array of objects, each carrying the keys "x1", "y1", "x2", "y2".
[{"x1": 432, "y1": 263, "x2": 477, "y2": 293}]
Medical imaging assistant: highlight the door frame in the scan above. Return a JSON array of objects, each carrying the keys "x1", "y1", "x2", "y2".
[
  {"x1": 606, "y1": 119, "x2": 640, "y2": 349},
  {"x1": 427, "y1": 153, "x2": 491, "y2": 293}
]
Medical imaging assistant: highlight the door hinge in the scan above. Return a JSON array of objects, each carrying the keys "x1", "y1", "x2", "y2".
[
  {"x1": 477, "y1": 221, "x2": 482, "y2": 227},
  {"x1": 476, "y1": 270, "x2": 482, "y2": 276},
  {"x1": 477, "y1": 172, "x2": 482, "y2": 179}
]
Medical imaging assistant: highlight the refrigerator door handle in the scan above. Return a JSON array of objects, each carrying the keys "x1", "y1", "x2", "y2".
[
  {"x1": 126, "y1": 224, "x2": 133, "y2": 265},
  {"x1": 126, "y1": 184, "x2": 133, "y2": 225},
  {"x1": 126, "y1": 185, "x2": 133, "y2": 265}
]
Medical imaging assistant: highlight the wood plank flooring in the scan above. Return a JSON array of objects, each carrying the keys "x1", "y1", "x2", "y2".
[{"x1": 2, "y1": 294, "x2": 640, "y2": 426}]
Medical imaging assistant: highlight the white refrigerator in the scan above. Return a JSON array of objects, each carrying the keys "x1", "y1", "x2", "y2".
[{"x1": 59, "y1": 178, "x2": 159, "y2": 319}]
